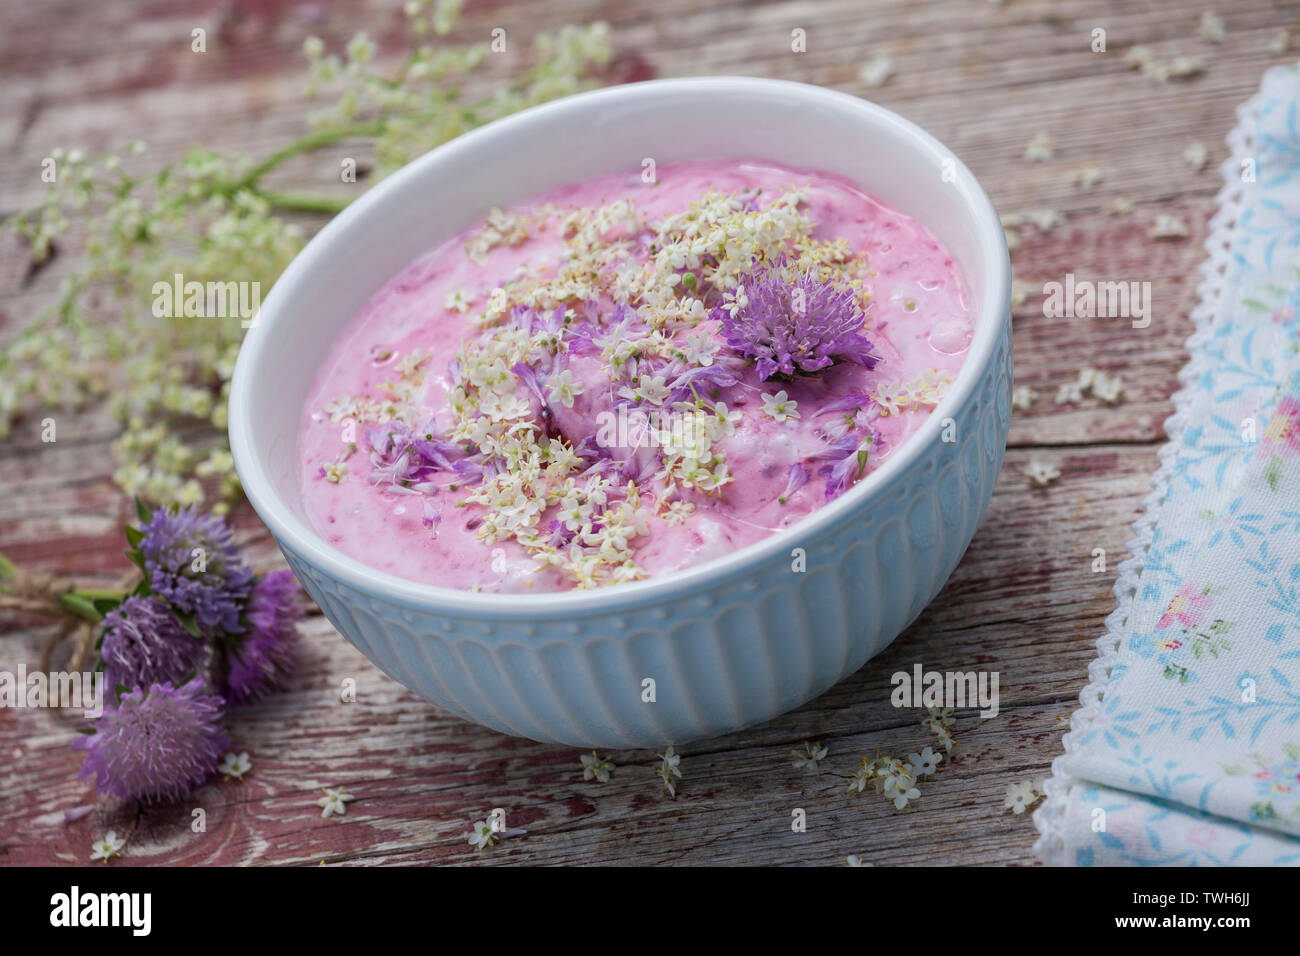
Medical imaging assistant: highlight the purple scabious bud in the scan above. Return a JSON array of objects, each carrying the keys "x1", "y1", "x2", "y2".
[
  {"x1": 73, "y1": 678, "x2": 228, "y2": 803},
  {"x1": 100, "y1": 595, "x2": 206, "y2": 691},
  {"x1": 139, "y1": 507, "x2": 252, "y2": 635},
  {"x1": 715, "y1": 261, "x2": 879, "y2": 381},
  {"x1": 222, "y1": 571, "x2": 301, "y2": 705}
]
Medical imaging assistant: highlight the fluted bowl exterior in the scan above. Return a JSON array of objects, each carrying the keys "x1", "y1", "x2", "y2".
[{"x1": 230, "y1": 78, "x2": 1011, "y2": 748}]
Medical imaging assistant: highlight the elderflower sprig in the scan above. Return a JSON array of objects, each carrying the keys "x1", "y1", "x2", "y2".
[{"x1": 2, "y1": 3, "x2": 612, "y2": 512}]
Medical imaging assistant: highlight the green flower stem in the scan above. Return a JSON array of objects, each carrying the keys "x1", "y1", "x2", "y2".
[
  {"x1": 59, "y1": 588, "x2": 126, "y2": 624},
  {"x1": 0, "y1": 545, "x2": 123, "y2": 625},
  {"x1": 233, "y1": 121, "x2": 384, "y2": 191},
  {"x1": 75, "y1": 588, "x2": 128, "y2": 602},
  {"x1": 255, "y1": 189, "x2": 352, "y2": 215},
  {"x1": 0, "y1": 552, "x2": 17, "y2": 584}
]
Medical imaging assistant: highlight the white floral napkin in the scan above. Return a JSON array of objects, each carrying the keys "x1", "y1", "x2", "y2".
[{"x1": 1035, "y1": 66, "x2": 1300, "y2": 866}]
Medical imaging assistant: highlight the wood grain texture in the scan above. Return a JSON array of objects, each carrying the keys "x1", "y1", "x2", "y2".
[{"x1": 1, "y1": 0, "x2": 1293, "y2": 866}]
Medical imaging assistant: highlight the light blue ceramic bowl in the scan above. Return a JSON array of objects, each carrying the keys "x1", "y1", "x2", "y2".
[{"x1": 229, "y1": 78, "x2": 1011, "y2": 748}]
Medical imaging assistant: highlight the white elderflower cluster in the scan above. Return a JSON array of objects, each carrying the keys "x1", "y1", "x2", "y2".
[
  {"x1": 652, "y1": 187, "x2": 814, "y2": 292},
  {"x1": 871, "y1": 368, "x2": 952, "y2": 416},
  {"x1": 464, "y1": 204, "x2": 559, "y2": 264},
  {"x1": 654, "y1": 401, "x2": 739, "y2": 496},
  {"x1": 1054, "y1": 366, "x2": 1123, "y2": 406},
  {"x1": 846, "y1": 708, "x2": 956, "y2": 811}
]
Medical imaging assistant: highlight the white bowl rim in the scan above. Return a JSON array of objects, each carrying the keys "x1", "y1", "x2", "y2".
[{"x1": 229, "y1": 75, "x2": 1009, "y2": 618}]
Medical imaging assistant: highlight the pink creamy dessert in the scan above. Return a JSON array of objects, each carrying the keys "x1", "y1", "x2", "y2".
[{"x1": 298, "y1": 160, "x2": 972, "y2": 593}]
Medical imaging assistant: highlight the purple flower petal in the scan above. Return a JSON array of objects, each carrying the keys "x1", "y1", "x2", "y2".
[{"x1": 715, "y1": 259, "x2": 879, "y2": 381}]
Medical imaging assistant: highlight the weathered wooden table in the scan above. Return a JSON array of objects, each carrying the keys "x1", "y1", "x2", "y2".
[{"x1": 1, "y1": 0, "x2": 1292, "y2": 865}]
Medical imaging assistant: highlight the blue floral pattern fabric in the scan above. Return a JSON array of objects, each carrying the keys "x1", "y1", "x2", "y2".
[{"x1": 1036, "y1": 66, "x2": 1300, "y2": 865}]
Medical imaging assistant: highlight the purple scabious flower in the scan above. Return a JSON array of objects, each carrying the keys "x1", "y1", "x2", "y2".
[
  {"x1": 139, "y1": 507, "x2": 252, "y2": 635},
  {"x1": 715, "y1": 261, "x2": 879, "y2": 381},
  {"x1": 100, "y1": 595, "x2": 206, "y2": 691},
  {"x1": 222, "y1": 571, "x2": 301, "y2": 705},
  {"x1": 73, "y1": 678, "x2": 227, "y2": 803}
]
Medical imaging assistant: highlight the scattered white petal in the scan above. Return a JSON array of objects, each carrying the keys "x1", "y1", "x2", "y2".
[
  {"x1": 1027, "y1": 459, "x2": 1061, "y2": 488},
  {"x1": 218, "y1": 751, "x2": 252, "y2": 781},
  {"x1": 908, "y1": 746, "x2": 943, "y2": 776},
  {"x1": 859, "y1": 54, "x2": 894, "y2": 88},
  {"x1": 761, "y1": 390, "x2": 800, "y2": 422},
  {"x1": 1125, "y1": 45, "x2": 1204, "y2": 83},
  {"x1": 90, "y1": 830, "x2": 126, "y2": 863},
  {"x1": 922, "y1": 707, "x2": 955, "y2": 732},
  {"x1": 1024, "y1": 208, "x2": 1064, "y2": 232},
  {"x1": 1012, "y1": 385, "x2": 1037, "y2": 412},
  {"x1": 844, "y1": 854, "x2": 873, "y2": 866},
  {"x1": 1055, "y1": 381, "x2": 1084, "y2": 405},
  {"x1": 1024, "y1": 130, "x2": 1055, "y2": 162},
  {"x1": 882, "y1": 767, "x2": 921, "y2": 810},
  {"x1": 316, "y1": 786, "x2": 354, "y2": 818},
  {"x1": 1123, "y1": 45, "x2": 1154, "y2": 69},
  {"x1": 580, "y1": 750, "x2": 615, "y2": 783},
  {"x1": 1010, "y1": 279, "x2": 1035, "y2": 310},
  {"x1": 1004, "y1": 780, "x2": 1041, "y2": 815},
  {"x1": 1270, "y1": 29, "x2": 1289, "y2": 55},
  {"x1": 1105, "y1": 195, "x2": 1134, "y2": 216},
  {"x1": 1164, "y1": 54, "x2": 1206, "y2": 81},
  {"x1": 443, "y1": 288, "x2": 474, "y2": 313},
  {"x1": 1198, "y1": 11, "x2": 1225, "y2": 44},
  {"x1": 1150, "y1": 214, "x2": 1190, "y2": 239},
  {"x1": 1092, "y1": 372, "x2": 1125, "y2": 405},
  {"x1": 791, "y1": 740, "x2": 829, "y2": 771},
  {"x1": 1071, "y1": 164, "x2": 1103, "y2": 190},
  {"x1": 654, "y1": 745, "x2": 683, "y2": 797},
  {"x1": 468, "y1": 819, "x2": 498, "y2": 850},
  {"x1": 1184, "y1": 140, "x2": 1208, "y2": 172}
]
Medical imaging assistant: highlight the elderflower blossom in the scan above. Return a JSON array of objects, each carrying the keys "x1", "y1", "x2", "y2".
[
  {"x1": 444, "y1": 288, "x2": 474, "y2": 313},
  {"x1": 655, "y1": 745, "x2": 682, "y2": 797},
  {"x1": 761, "y1": 390, "x2": 800, "y2": 422},
  {"x1": 791, "y1": 740, "x2": 828, "y2": 770},
  {"x1": 317, "y1": 786, "x2": 354, "y2": 818},
  {"x1": 468, "y1": 819, "x2": 498, "y2": 850},
  {"x1": 1027, "y1": 459, "x2": 1062, "y2": 488},
  {"x1": 908, "y1": 746, "x2": 942, "y2": 776},
  {"x1": 218, "y1": 751, "x2": 253, "y2": 781},
  {"x1": 581, "y1": 751, "x2": 615, "y2": 783},
  {"x1": 1004, "y1": 779, "x2": 1042, "y2": 815},
  {"x1": 922, "y1": 707, "x2": 955, "y2": 733},
  {"x1": 90, "y1": 830, "x2": 127, "y2": 863}
]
